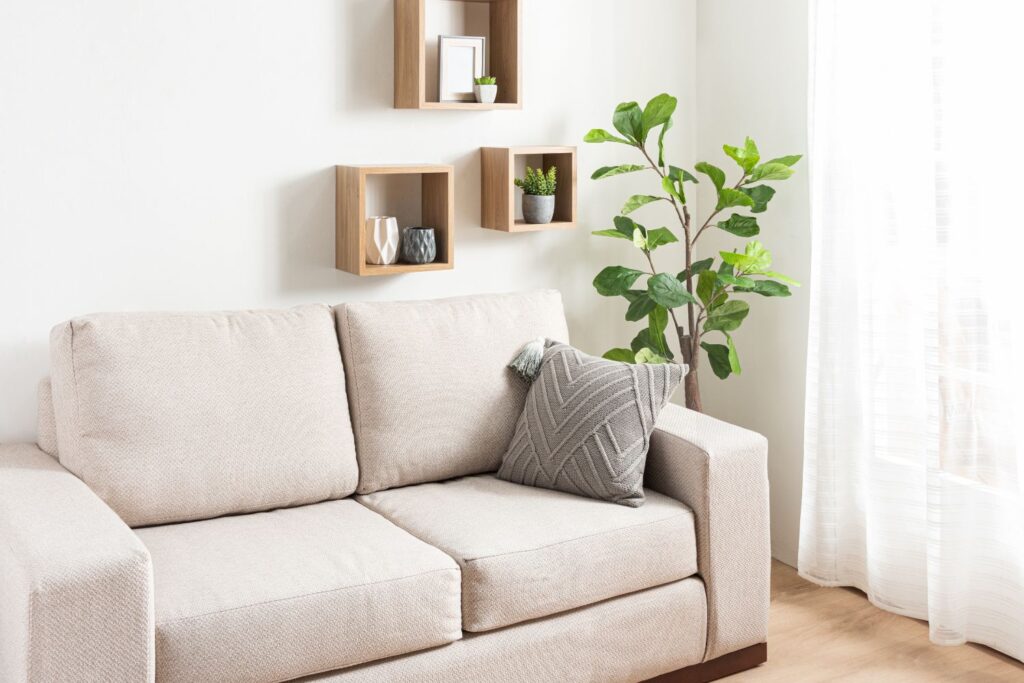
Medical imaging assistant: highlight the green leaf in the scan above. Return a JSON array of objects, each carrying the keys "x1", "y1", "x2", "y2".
[
  {"x1": 696, "y1": 270, "x2": 717, "y2": 307},
  {"x1": 678, "y1": 258, "x2": 714, "y2": 282},
  {"x1": 735, "y1": 279, "x2": 792, "y2": 297},
  {"x1": 592, "y1": 229, "x2": 633, "y2": 241},
  {"x1": 657, "y1": 116, "x2": 673, "y2": 168},
  {"x1": 634, "y1": 348, "x2": 670, "y2": 364},
  {"x1": 598, "y1": 348, "x2": 630, "y2": 362},
  {"x1": 630, "y1": 331, "x2": 671, "y2": 362},
  {"x1": 739, "y1": 185, "x2": 776, "y2": 213},
  {"x1": 648, "y1": 273, "x2": 694, "y2": 308},
  {"x1": 594, "y1": 266, "x2": 644, "y2": 296},
  {"x1": 722, "y1": 137, "x2": 760, "y2": 173},
  {"x1": 625, "y1": 291, "x2": 657, "y2": 321},
  {"x1": 695, "y1": 162, "x2": 725, "y2": 191},
  {"x1": 662, "y1": 175, "x2": 685, "y2": 204},
  {"x1": 584, "y1": 128, "x2": 632, "y2": 145},
  {"x1": 762, "y1": 270, "x2": 801, "y2": 286},
  {"x1": 614, "y1": 215, "x2": 643, "y2": 238},
  {"x1": 591, "y1": 164, "x2": 647, "y2": 180},
  {"x1": 701, "y1": 342, "x2": 732, "y2": 379},
  {"x1": 718, "y1": 272, "x2": 756, "y2": 288},
  {"x1": 602, "y1": 348, "x2": 636, "y2": 363},
  {"x1": 717, "y1": 214, "x2": 760, "y2": 237},
  {"x1": 669, "y1": 166, "x2": 699, "y2": 183},
  {"x1": 749, "y1": 162, "x2": 795, "y2": 182},
  {"x1": 631, "y1": 328, "x2": 673, "y2": 360},
  {"x1": 704, "y1": 300, "x2": 750, "y2": 332},
  {"x1": 727, "y1": 335, "x2": 742, "y2": 374},
  {"x1": 622, "y1": 194, "x2": 663, "y2": 215},
  {"x1": 718, "y1": 260, "x2": 734, "y2": 276},
  {"x1": 765, "y1": 154, "x2": 802, "y2": 167},
  {"x1": 647, "y1": 306, "x2": 672, "y2": 358},
  {"x1": 613, "y1": 101, "x2": 643, "y2": 143},
  {"x1": 648, "y1": 305, "x2": 668, "y2": 337},
  {"x1": 716, "y1": 188, "x2": 755, "y2": 211},
  {"x1": 632, "y1": 228, "x2": 647, "y2": 249},
  {"x1": 642, "y1": 93, "x2": 677, "y2": 140},
  {"x1": 720, "y1": 241, "x2": 771, "y2": 274},
  {"x1": 645, "y1": 227, "x2": 678, "y2": 250}
]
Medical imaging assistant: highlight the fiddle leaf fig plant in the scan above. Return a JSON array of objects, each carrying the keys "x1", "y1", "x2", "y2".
[{"x1": 585, "y1": 93, "x2": 800, "y2": 412}]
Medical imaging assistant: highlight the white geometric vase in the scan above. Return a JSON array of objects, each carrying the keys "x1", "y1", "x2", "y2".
[{"x1": 365, "y1": 216, "x2": 399, "y2": 265}]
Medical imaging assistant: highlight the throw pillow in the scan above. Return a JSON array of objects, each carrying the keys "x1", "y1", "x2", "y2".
[{"x1": 496, "y1": 340, "x2": 685, "y2": 506}]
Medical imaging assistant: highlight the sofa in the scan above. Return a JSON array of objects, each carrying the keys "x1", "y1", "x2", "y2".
[{"x1": 0, "y1": 290, "x2": 770, "y2": 683}]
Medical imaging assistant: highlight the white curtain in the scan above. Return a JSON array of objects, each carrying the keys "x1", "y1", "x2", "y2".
[{"x1": 800, "y1": 0, "x2": 1024, "y2": 662}]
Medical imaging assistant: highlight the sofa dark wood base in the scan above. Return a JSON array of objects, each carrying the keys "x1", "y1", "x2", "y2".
[{"x1": 644, "y1": 643, "x2": 767, "y2": 683}]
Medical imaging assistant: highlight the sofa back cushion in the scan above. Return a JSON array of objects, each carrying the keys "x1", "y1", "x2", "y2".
[
  {"x1": 49, "y1": 305, "x2": 359, "y2": 527},
  {"x1": 335, "y1": 290, "x2": 570, "y2": 494}
]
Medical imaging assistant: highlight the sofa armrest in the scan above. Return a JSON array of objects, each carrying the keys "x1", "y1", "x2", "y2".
[
  {"x1": 644, "y1": 404, "x2": 770, "y2": 662},
  {"x1": 0, "y1": 444, "x2": 154, "y2": 683}
]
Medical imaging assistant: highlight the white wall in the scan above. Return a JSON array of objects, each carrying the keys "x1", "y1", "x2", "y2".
[
  {"x1": 696, "y1": 0, "x2": 811, "y2": 566},
  {"x1": 0, "y1": 0, "x2": 812, "y2": 568},
  {"x1": 0, "y1": 0, "x2": 697, "y2": 441}
]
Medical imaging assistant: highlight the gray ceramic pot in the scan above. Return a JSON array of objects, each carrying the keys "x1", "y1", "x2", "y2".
[
  {"x1": 400, "y1": 227, "x2": 437, "y2": 264},
  {"x1": 522, "y1": 194, "x2": 555, "y2": 224}
]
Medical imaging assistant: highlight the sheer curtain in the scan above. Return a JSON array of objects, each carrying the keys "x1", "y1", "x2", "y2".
[{"x1": 800, "y1": 0, "x2": 1024, "y2": 661}]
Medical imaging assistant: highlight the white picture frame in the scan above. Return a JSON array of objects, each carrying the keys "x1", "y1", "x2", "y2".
[{"x1": 438, "y1": 35, "x2": 486, "y2": 102}]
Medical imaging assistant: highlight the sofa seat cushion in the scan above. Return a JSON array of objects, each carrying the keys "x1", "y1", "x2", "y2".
[
  {"x1": 135, "y1": 500, "x2": 462, "y2": 683},
  {"x1": 357, "y1": 475, "x2": 697, "y2": 633}
]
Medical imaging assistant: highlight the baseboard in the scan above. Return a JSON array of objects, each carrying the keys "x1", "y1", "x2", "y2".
[{"x1": 643, "y1": 643, "x2": 768, "y2": 683}]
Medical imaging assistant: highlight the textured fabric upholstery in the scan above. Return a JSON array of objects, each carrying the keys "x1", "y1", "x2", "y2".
[
  {"x1": 135, "y1": 500, "x2": 461, "y2": 683},
  {"x1": 302, "y1": 578, "x2": 707, "y2": 683},
  {"x1": 48, "y1": 305, "x2": 359, "y2": 527},
  {"x1": 0, "y1": 444, "x2": 154, "y2": 683},
  {"x1": 358, "y1": 474, "x2": 696, "y2": 632},
  {"x1": 36, "y1": 378, "x2": 58, "y2": 456},
  {"x1": 335, "y1": 290, "x2": 570, "y2": 494},
  {"x1": 644, "y1": 403, "x2": 770, "y2": 661},
  {"x1": 497, "y1": 341, "x2": 683, "y2": 506}
]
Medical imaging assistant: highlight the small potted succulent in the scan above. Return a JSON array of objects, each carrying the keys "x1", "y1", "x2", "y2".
[
  {"x1": 474, "y1": 76, "x2": 497, "y2": 104},
  {"x1": 515, "y1": 165, "x2": 557, "y2": 224}
]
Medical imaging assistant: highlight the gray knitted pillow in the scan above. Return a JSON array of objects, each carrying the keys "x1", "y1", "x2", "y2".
[{"x1": 497, "y1": 340, "x2": 685, "y2": 507}]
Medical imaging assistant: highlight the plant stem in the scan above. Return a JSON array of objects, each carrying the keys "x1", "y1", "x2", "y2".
[{"x1": 637, "y1": 144, "x2": 701, "y2": 410}]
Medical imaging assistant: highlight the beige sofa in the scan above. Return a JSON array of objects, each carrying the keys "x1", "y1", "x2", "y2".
[{"x1": 0, "y1": 290, "x2": 770, "y2": 683}]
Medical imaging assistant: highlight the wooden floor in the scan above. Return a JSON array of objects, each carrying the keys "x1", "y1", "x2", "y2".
[{"x1": 727, "y1": 561, "x2": 1024, "y2": 682}]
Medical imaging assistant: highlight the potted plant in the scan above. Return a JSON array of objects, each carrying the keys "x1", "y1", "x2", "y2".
[
  {"x1": 474, "y1": 76, "x2": 497, "y2": 104},
  {"x1": 585, "y1": 93, "x2": 801, "y2": 411},
  {"x1": 515, "y1": 166, "x2": 557, "y2": 224}
]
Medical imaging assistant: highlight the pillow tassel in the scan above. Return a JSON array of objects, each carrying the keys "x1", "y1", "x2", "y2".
[{"x1": 508, "y1": 337, "x2": 547, "y2": 383}]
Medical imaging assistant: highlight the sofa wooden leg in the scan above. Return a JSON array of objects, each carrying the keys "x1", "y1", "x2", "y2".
[{"x1": 643, "y1": 643, "x2": 767, "y2": 683}]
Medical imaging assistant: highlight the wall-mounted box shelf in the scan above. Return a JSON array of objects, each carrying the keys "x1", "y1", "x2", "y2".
[
  {"x1": 480, "y1": 146, "x2": 577, "y2": 232},
  {"x1": 335, "y1": 164, "x2": 454, "y2": 276},
  {"x1": 395, "y1": 0, "x2": 522, "y2": 110}
]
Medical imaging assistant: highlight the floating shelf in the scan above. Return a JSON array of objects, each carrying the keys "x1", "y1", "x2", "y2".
[
  {"x1": 480, "y1": 146, "x2": 577, "y2": 232},
  {"x1": 335, "y1": 164, "x2": 454, "y2": 276},
  {"x1": 394, "y1": 0, "x2": 522, "y2": 110}
]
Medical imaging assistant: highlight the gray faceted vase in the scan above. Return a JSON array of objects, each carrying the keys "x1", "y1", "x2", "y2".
[
  {"x1": 400, "y1": 227, "x2": 437, "y2": 264},
  {"x1": 522, "y1": 194, "x2": 555, "y2": 224}
]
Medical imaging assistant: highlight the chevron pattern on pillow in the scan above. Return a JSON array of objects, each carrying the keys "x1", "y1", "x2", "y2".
[{"x1": 496, "y1": 341, "x2": 685, "y2": 506}]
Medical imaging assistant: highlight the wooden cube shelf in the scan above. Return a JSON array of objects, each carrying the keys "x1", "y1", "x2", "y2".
[
  {"x1": 395, "y1": 0, "x2": 522, "y2": 110},
  {"x1": 480, "y1": 146, "x2": 577, "y2": 232},
  {"x1": 335, "y1": 164, "x2": 454, "y2": 276}
]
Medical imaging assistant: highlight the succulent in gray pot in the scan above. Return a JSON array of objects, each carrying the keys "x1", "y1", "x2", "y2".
[
  {"x1": 515, "y1": 165, "x2": 557, "y2": 224},
  {"x1": 473, "y1": 75, "x2": 497, "y2": 104}
]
